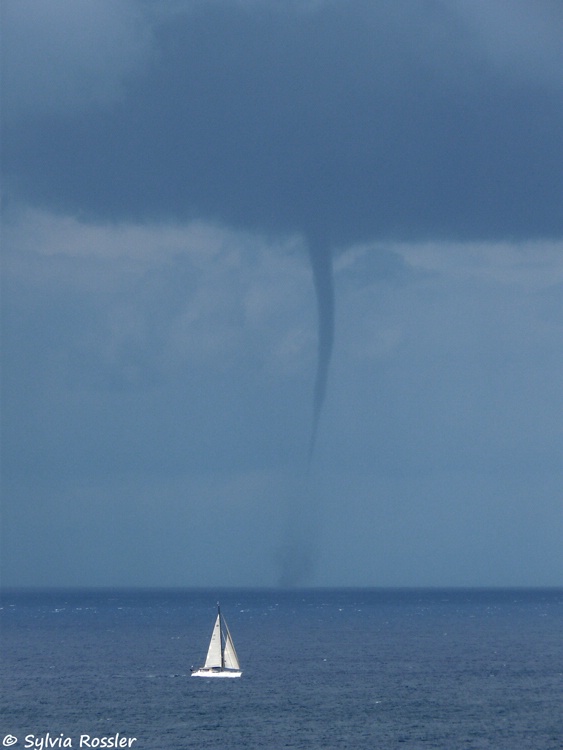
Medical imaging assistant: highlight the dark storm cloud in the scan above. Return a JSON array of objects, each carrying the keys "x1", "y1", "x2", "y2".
[{"x1": 3, "y1": 0, "x2": 562, "y2": 243}]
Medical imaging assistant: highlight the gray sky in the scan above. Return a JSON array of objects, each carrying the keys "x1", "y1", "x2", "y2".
[{"x1": 1, "y1": 0, "x2": 562, "y2": 587}]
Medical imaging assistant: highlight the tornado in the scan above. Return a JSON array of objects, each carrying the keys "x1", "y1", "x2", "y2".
[{"x1": 306, "y1": 235, "x2": 334, "y2": 463}]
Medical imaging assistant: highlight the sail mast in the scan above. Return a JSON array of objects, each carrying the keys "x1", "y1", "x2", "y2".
[{"x1": 218, "y1": 602, "x2": 224, "y2": 669}]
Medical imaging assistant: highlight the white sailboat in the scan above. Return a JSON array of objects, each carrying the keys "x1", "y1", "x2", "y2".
[{"x1": 191, "y1": 603, "x2": 242, "y2": 678}]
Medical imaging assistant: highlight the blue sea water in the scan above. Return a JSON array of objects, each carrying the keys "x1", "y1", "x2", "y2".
[{"x1": 1, "y1": 589, "x2": 561, "y2": 749}]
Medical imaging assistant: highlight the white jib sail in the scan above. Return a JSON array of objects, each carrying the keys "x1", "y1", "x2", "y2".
[
  {"x1": 222, "y1": 620, "x2": 240, "y2": 670},
  {"x1": 203, "y1": 614, "x2": 222, "y2": 668}
]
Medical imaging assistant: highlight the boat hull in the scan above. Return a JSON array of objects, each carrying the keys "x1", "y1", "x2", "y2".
[{"x1": 191, "y1": 668, "x2": 242, "y2": 678}]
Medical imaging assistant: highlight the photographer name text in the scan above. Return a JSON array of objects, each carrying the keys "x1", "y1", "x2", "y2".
[{"x1": 13, "y1": 734, "x2": 137, "y2": 749}]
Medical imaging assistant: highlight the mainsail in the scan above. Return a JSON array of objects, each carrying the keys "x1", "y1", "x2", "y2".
[{"x1": 203, "y1": 614, "x2": 223, "y2": 669}]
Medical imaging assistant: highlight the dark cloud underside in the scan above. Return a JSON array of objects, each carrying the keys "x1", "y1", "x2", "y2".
[{"x1": 3, "y1": 1, "x2": 562, "y2": 244}]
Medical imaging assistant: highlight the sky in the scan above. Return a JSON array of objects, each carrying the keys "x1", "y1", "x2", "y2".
[{"x1": 1, "y1": 0, "x2": 562, "y2": 588}]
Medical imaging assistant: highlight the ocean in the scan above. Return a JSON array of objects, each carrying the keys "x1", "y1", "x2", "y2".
[{"x1": 1, "y1": 589, "x2": 561, "y2": 749}]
